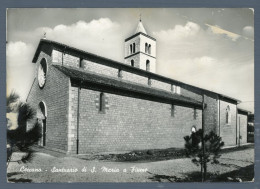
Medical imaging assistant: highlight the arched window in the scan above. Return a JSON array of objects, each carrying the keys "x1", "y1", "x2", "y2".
[
  {"x1": 118, "y1": 69, "x2": 123, "y2": 78},
  {"x1": 148, "y1": 77, "x2": 152, "y2": 86},
  {"x1": 38, "y1": 101, "x2": 47, "y2": 146},
  {"x1": 148, "y1": 44, "x2": 151, "y2": 54},
  {"x1": 99, "y1": 93, "x2": 105, "y2": 113},
  {"x1": 171, "y1": 104, "x2": 175, "y2": 117},
  {"x1": 226, "y1": 105, "x2": 231, "y2": 124},
  {"x1": 131, "y1": 60, "x2": 134, "y2": 67},
  {"x1": 133, "y1": 43, "x2": 136, "y2": 53},
  {"x1": 145, "y1": 43, "x2": 148, "y2": 53},
  {"x1": 146, "y1": 60, "x2": 150, "y2": 71},
  {"x1": 130, "y1": 44, "x2": 133, "y2": 54}
]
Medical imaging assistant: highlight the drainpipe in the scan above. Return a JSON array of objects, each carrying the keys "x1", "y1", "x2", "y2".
[
  {"x1": 76, "y1": 83, "x2": 81, "y2": 154},
  {"x1": 76, "y1": 59, "x2": 83, "y2": 154},
  {"x1": 236, "y1": 106, "x2": 238, "y2": 146},
  {"x1": 202, "y1": 94, "x2": 206, "y2": 181},
  {"x1": 219, "y1": 98, "x2": 220, "y2": 136},
  {"x1": 62, "y1": 47, "x2": 66, "y2": 66}
]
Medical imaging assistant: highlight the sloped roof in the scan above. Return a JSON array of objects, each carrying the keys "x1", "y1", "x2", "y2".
[
  {"x1": 135, "y1": 20, "x2": 147, "y2": 34},
  {"x1": 53, "y1": 64, "x2": 202, "y2": 108},
  {"x1": 32, "y1": 39, "x2": 241, "y2": 104}
]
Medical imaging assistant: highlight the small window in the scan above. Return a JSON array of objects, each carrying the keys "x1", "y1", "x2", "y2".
[
  {"x1": 133, "y1": 43, "x2": 136, "y2": 53},
  {"x1": 226, "y1": 105, "x2": 231, "y2": 124},
  {"x1": 79, "y1": 58, "x2": 84, "y2": 68},
  {"x1": 176, "y1": 86, "x2": 181, "y2": 94},
  {"x1": 130, "y1": 44, "x2": 133, "y2": 54},
  {"x1": 193, "y1": 108, "x2": 197, "y2": 120},
  {"x1": 148, "y1": 44, "x2": 151, "y2": 54},
  {"x1": 145, "y1": 43, "x2": 148, "y2": 53},
  {"x1": 148, "y1": 78, "x2": 152, "y2": 86},
  {"x1": 171, "y1": 85, "x2": 176, "y2": 93},
  {"x1": 171, "y1": 104, "x2": 175, "y2": 117},
  {"x1": 99, "y1": 93, "x2": 106, "y2": 113},
  {"x1": 118, "y1": 69, "x2": 123, "y2": 78},
  {"x1": 146, "y1": 60, "x2": 150, "y2": 71},
  {"x1": 131, "y1": 60, "x2": 134, "y2": 67}
]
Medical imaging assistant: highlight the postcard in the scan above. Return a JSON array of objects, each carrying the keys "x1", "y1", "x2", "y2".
[{"x1": 6, "y1": 8, "x2": 254, "y2": 183}]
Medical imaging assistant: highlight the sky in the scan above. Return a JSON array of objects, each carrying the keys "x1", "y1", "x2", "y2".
[{"x1": 6, "y1": 8, "x2": 254, "y2": 112}]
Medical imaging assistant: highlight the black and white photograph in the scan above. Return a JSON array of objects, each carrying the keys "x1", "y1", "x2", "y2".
[{"x1": 6, "y1": 8, "x2": 254, "y2": 183}]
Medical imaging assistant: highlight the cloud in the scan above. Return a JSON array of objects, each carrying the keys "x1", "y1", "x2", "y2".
[
  {"x1": 153, "y1": 22, "x2": 200, "y2": 41},
  {"x1": 6, "y1": 41, "x2": 34, "y2": 65},
  {"x1": 6, "y1": 18, "x2": 125, "y2": 100},
  {"x1": 242, "y1": 26, "x2": 254, "y2": 38},
  {"x1": 33, "y1": 18, "x2": 124, "y2": 61},
  {"x1": 154, "y1": 21, "x2": 254, "y2": 112},
  {"x1": 6, "y1": 41, "x2": 35, "y2": 99}
]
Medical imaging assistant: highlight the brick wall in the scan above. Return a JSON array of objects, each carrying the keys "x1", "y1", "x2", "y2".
[
  {"x1": 52, "y1": 49, "x2": 80, "y2": 67},
  {"x1": 81, "y1": 59, "x2": 118, "y2": 77},
  {"x1": 219, "y1": 100, "x2": 237, "y2": 146},
  {"x1": 151, "y1": 79, "x2": 171, "y2": 91},
  {"x1": 125, "y1": 54, "x2": 140, "y2": 68},
  {"x1": 68, "y1": 88, "x2": 202, "y2": 154},
  {"x1": 203, "y1": 93, "x2": 219, "y2": 134},
  {"x1": 122, "y1": 71, "x2": 148, "y2": 85},
  {"x1": 237, "y1": 113, "x2": 247, "y2": 145},
  {"x1": 50, "y1": 49, "x2": 203, "y2": 103},
  {"x1": 26, "y1": 51, "x2": 70, "y2": 152}
]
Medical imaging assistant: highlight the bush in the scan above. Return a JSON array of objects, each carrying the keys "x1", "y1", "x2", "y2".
[{"x1": 184, "y1": 129, "x2": 224, "y2": 181}]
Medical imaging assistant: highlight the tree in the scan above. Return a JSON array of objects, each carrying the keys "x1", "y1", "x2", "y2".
[
  {"x1": 6, "y1": 91, "x2": 42, "y2": 167},
  {"x1": 184, "y1": 129, "x2": 224, "y2": 181}
]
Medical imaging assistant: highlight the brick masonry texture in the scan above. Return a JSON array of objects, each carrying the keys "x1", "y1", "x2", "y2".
[
  {"x1": 27, "y1": 51, "x2": 70, "y2": 152},
  {"x1": 219, "y1": 100, "x2": 237, "y2": 146},
  {"x1": 81, "y1": 59, "x2": 118, "y2": 77},
  {"x1": 69, "y1": 88, "x2": 202, "y2": 154},
  {"x1": 50, "y1": 49, "x2": 203, "y2": 101},
  {"x1": 237, "y1": 113, "x2": 247, "y2": 145},
  {"x1": 203, "y1": 93, "x2": 219, "y2": 134}
]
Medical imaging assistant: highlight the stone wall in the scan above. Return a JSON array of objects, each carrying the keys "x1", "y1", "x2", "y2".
[
  {"x1": 26, "y1": 51, "x2": 70, "y2": 152},
  {"x1": 68, "y1": 88, "x2": 202, "y2": 154}
]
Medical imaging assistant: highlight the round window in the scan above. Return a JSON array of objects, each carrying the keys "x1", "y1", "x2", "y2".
[{"x1": 38, "y1": 59, "x2": 47, "y2": 89}]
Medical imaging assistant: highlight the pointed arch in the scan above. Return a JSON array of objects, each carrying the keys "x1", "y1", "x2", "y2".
[
  {"x1": 130, "y1": 44, "x2": 133, "y2": 54},
  {"x1": 226, "y1": 105, "x2": 231, "y2": 124}
]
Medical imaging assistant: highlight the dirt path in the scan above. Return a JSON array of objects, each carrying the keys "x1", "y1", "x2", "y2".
[{"x1": 7, "y1": 147, "x2": 254, "y2": 182}]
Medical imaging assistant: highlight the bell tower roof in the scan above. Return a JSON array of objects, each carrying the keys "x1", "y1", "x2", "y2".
[{"x1": 135, "y1": 19, "x2": 147, "y2": 34}]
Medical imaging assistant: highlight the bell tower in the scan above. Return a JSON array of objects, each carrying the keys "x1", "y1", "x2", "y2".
[{"x1": 124, "y1": 17, "x2": 156, "y2": 73}]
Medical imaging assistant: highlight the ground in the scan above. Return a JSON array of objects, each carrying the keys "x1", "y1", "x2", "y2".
[{"x1": 7, "y1": 145, "x2": 254, "y2": 183}]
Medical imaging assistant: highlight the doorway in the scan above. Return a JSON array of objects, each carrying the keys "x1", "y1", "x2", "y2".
[{"x1": 38, "y1": 101, "x2": 47, "y2": 146}]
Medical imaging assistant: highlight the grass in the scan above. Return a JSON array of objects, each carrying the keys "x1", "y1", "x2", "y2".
[
  {"x1": 80, "y1": 144, "x2": 254, "y2": 162},
  {"x1": 147, "y1": 164, "x2": 254, "y2": 182}
]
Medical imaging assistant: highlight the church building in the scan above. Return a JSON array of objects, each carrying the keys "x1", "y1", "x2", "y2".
[{"x1": 26, "y1": 19, "x2": 249, "y2": 154}]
